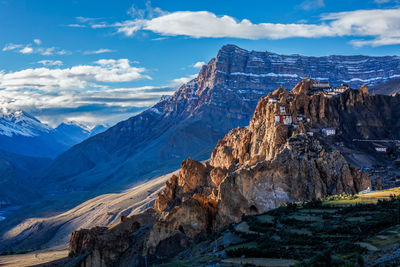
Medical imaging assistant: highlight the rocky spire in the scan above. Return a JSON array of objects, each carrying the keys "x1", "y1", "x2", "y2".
[
  {"x1": 359, "y1": 84, "x2": 369, "y2": 95},
  {"x1": 291, "y1": 78, "x2": 313, "y2": 94}
]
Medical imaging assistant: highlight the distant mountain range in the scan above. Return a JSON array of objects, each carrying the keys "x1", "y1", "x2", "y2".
[
  {"x1": 0, "y1": 110, "x2": 107, "y2": 158},
  {"x1": 36, "y1": 44, "x2": 400, "y2": 204},
  {"x1": 2, "y1": 44, "x2": 400, "y2": 254},
  {"x1": 0, "y1": 110, "x2": 107, "y2": 211}
]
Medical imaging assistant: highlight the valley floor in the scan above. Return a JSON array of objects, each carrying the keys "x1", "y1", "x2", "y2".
[
  {"x1": 0, "y1": 171, "x2": 175, "y2": 253},
  {"x1": 0, "y1": 245, "x2": 68, "y2": 267}
]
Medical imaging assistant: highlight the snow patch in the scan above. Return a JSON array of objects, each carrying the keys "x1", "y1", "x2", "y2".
[
  {"x1": 150, "y1": 108, "x2": 162, "y2": 115},
  {"x1": 230, "y1": 72, "x2": 299, "y2": 78},
  {"x1": 0, "y1": 110, "x2": 51, "y2": 137}
]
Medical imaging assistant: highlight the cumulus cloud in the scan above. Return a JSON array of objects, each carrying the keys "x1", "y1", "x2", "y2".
[
  {"x1": 0, "y1": 59, "x2": 150, "y2": 91},
  {"x1": 19, "y1": 46, "x2": 33, "y2": 54},
  {"x1": 75, "y1": 8, "x2": 400, "y2": 47},
  {"x1": 193, "y1": 61, "x2": 206, "y2": 68},
  {"x1": 322, "y1": 8, "x2": 400, "y2": 46},
  {"x1": 2, "y1": 40, "x2": 69, "y2": 55},
  {"x1": 0, "y1": 84, "x2": 178, "y2": 126},
  {"x1": 0, "y1": 86, "x2": 170, "y2": 126},
  {"x1": 84, "y1": 48, "x2": 115, "y2": 54},
  {"x1": 169, "y1": 74, "x2": 197, "y2": 88},
  {"x1": 117, "y1": 11, "x2": 335, "y2": 39},
  {"x1": 38, "y1": 60, "x2": 63, "y2": 66},
  {"x1": 0, "y1": 59, "x2": 181, "y2": 125}
]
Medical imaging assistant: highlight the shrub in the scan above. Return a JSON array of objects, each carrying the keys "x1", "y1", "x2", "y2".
[{"x1": 322, "y1": 193, "x2": 358, "y2": 201}]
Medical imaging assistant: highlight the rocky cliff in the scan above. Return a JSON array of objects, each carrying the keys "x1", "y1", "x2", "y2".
[
  {"x1": 5, "y1": 44, "x2": 400, "y2": 254},
  {"x1": 67, "y1": 80, "x2": 400, "y2": 266},
  {"x1": 36, "y1": 45, "x2": 400, "y2": 213}
]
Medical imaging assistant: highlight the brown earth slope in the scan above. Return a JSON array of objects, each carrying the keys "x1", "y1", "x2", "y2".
[{"x1": 0, "y1": 171, "x2": 175, "y2": 252}]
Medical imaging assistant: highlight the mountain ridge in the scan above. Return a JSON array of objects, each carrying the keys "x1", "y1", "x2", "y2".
[
  {"x1": 66, "y1": 80, "x2": 400, "y2": 266},
  {"x1": 37, "y1": 44, "x2": 400, "y2": 195},
  {"x1": 3, "y1": 45, "x2": 400, "y2": 256},
  {"x1": 0, "y1": 110, "x2": 107, "y2": 158},
  {"x1": 0, "y1": 149, "x2": 52, "y2": 208}
]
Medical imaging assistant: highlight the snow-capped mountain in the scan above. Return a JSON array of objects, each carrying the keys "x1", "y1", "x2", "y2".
[
  {"x1": 0, "y1": 110, "x2": 107, "y2": 158},
  {"x1": 0, "y1": 109, "x2": 51, "y2": 137},
  {"x1": 52, "y1": 121, "x2": 108, "y2": 147}
]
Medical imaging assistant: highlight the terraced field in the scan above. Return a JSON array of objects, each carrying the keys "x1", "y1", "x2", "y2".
[{"x1": 159, "y1": 189, "x2": 400, "y2": 266}]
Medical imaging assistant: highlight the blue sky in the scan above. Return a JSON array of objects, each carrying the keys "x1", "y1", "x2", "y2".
[{"x1": 0, "y1": 0, "x2": 400, "y2": 126}]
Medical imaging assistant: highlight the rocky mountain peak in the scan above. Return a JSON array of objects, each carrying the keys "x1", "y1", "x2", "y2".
[
  {"x1": 65, "y1": 79, "x2": 400, "y2": 266},
  {"x1": 0, "y1": 109, "x2": 51, "y2": 137},
  {"x1": 39, "y1": 45, "x2": 400, "y2": 194},
  {"x1": 359, "y1": 84, "x2": 369, "y2": 95},
  {"x1": 291, "y1": 78, "x2": 313, "y2": 94}
]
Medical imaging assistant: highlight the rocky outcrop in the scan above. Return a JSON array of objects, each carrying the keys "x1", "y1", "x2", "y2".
[
  {"x1": 66, "y1": 80, "x2": 400, "y2": 266},
  {"x1": 68, "y1": 209, "x2": 157, "y2": 267},
  {"x1": 38, "y1": 44, "x2": 400, "y2": 203}
]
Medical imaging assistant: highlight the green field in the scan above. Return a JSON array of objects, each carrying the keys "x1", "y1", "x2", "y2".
[
  {"x1": 158, "y1": 189, "x2": 400, "y2": 266},
  {"x1": 325, "y1": 187, "x2": 400, "y2": 205}
]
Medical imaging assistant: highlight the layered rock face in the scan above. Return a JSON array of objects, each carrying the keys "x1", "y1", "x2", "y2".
[
  {"x1": 39, "y1": 45, "x2": 400, "y2": 200},
  {"x1": 208, "y1": 45, "x2": 400, "y2": 90},
  {"x1": 67, "y1": 81, "x2": 400, "y2": 266}
]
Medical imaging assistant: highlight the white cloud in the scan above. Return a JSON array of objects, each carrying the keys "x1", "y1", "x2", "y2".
[
  {"x1": 127, "y1": 3, "x2": 146, "y2": 19},
  {"x1": 299, "y1": 0, "x2": 325, "y2": 10},
  {"x1": 350, "y1": 37, "x2": 400, "y2": 47},
  {"x1": 76, "y1": 16, "x2": 99, "y2": 23},
  {"x1": 19, "y1": 46, "x2": 33, "y2": 54},
  {"x1": 169, "y1": 74, "x2": 197, "y2": 88},
  {"x1": 38, "y1": 60, "x2": 63, "y2": 66},
  {"x1": 91, "y1": 23, "x2": 108, "y2": 29},
  {"x1": 0, "y1": 59, "x2": 150, "y2": 91},
  {"x1": 127, "y1": 1, "x2": 166, "y2": 19},
  {"x1": 2, "y1": 41, "x2": 70, "y2": 55},
  {"x1": 84, "y1": 48, "x2": 115, "y2": 55},
  {"x1": 116, "y1": 11, "x2": 334, "y2": 39},
  {"x1": 0, "y1": 59, "x2": 169, "y2": 125},
  {"x1": 67, "y1": 24, "x2": 87, "y2": 28},
  {"x1": 193, "y1": 61, "x2": 206, "y2": 68},
  {"x1": 2, "y1": 44, "x2": 23, "y2": 51},
  {"x1": 0, "y1": 85, "x2": 173, "y2": 126},
  {"x1": 85, "y1": 8, "x2": 400, "y2": 47},
  {"x1": 0, "y1": 60, "x2": 189, "y2": 125}
]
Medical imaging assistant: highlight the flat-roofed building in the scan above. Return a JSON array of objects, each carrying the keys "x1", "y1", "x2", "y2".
[{"x1": 322, "y1": 128, "x2": 336, "y2": 136}]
